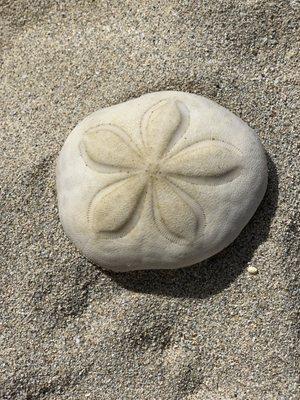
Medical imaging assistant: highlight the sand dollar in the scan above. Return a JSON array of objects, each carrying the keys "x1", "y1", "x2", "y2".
[{"x1": 56, "y1": 91, "x2": 268, "y2": 271}]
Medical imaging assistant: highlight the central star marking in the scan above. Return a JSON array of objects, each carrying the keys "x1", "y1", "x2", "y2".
[{"x1": 79, "y1": 99, "x2": 243, "y2": 244}]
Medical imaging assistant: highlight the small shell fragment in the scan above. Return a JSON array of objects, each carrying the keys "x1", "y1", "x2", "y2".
[{"x1": 247, "y1": 266, "x2": 258, "y2": 275}]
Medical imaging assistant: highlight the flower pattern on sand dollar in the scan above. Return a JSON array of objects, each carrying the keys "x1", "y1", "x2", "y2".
[{"x1": 80, "y1": 99, "x2": 242, "y2": 244}]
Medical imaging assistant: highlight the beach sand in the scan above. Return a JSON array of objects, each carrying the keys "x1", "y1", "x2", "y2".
[{"x1": 1, "y1": 1, "x2": 299, "y2": 399}]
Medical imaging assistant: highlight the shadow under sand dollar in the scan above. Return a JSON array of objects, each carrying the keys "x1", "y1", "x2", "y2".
[{"x1": 104, "y1": 154, "x2": 278, "y2": 299}]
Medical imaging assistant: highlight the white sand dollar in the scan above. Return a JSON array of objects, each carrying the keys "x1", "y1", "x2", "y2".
[{"x1": 56, "y1": 91, "x2": 268, "y2": 272}]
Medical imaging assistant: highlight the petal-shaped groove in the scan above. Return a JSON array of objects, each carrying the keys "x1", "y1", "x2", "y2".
[
  {"x1": 81, "y1": 124, "x2": 143, "y2": 172},
  {"x1": 162, "y1": 140, "x2": 242, "y2": 185},
  {"x1": 89, "y1": 175, "x2": 147, "y2": 237},
  {"x1": 142, "y1": 100, "x2": 182, "y2": 159},
  {"x1": 152, "y1": 178, "x2": 204, "y2": 243}
]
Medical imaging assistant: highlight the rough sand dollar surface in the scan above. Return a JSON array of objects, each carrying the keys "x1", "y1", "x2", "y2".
[
  {"x1": 57, "y1": 91, "x2": 267, "y2": 271},
  {"x1": 1, "y1": 1, "x2": 299, "y2": 399}
]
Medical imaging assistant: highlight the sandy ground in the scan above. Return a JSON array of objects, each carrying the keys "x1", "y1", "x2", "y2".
[{"x1": 1, "y1": 1, "x2": 299, "y2": 399}]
